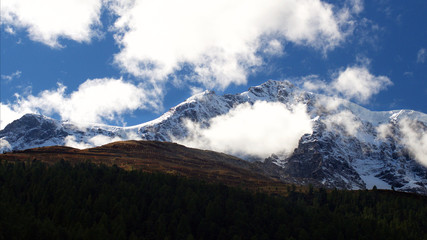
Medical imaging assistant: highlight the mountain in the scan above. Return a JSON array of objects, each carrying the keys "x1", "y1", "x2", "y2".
[{"x1": 1, "y1": 80, "x2": 427, "y2": 194}]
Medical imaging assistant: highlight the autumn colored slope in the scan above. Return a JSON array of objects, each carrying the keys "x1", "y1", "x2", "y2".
[{"x1": 0, "y1": 140, "x2": 289, "y2": 194}]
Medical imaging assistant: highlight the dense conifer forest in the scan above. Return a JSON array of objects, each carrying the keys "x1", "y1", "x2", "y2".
[{"x1": 1, "y1": 160, "x2": 426, "y2": 240}]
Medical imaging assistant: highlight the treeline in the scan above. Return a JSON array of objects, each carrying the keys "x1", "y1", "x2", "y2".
[{"x1": 0, "y1": 160, "x2": 426, "y2": 240}]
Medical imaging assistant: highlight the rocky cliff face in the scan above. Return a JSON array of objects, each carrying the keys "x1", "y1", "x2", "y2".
[{"x1": 1, "y1": 80, "x2": 427, "y2": 194}]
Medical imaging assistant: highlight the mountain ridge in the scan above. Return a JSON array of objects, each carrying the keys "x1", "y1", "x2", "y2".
[{"x1": 1, "y1": 80, "x2": 427, "y2": 194}]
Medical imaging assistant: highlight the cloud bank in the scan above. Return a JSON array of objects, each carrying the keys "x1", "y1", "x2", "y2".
[
  {"x1": 176, "y1": 101, "x2": 313, "y2": 159},
  {"x1": 1, "y1": 0, "x2": 362, "y2": 128},
  {"x1": 110, "y1": 0, "x2": 357, "y2": 88},
  {"x1": 2, "y1": 0, "x2": 359, "y2": 84},
  {"x1": 1, "y1": 78, "x2": 160, "y2": 129},
  {"x1": 1, "y1": 0, "x2": 103, "y2": 47}
]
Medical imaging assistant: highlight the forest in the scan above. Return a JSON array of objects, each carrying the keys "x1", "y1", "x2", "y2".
[{"x1": 1, "y1": 160, "x2": 426, "y2": 240}]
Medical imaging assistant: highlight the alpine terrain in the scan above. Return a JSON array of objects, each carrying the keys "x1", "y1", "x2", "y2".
[{"x1": 2, "y1": 80, "x2": 427, "y2": 194}]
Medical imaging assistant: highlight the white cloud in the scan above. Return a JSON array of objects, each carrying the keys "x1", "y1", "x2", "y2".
[
  {"x1": 303, "y1": 77, "x2": 326, "y2": 92},
  {"x1": 0, "y1": 138, "x2": 12, "y2": 153},
  {"x1": 398, "y1": 118, "x2": 427, "y2": 166},
  {"x1": 1, "y1": 0, "x2": 103, "y2": 47},
  {"x1": 263, "y1": 39, "x2": 285, "y2": 56},
  {"x1": 110, "y1": 0, "x2": 354, "y2": 89},
  {"x1": 0, "y1": 103, "x2": 29, "y2": 130},
  {"x1": 5, "y1": 26, "x2": 15, "y2": 34},
  {"x1": 417, "y1": 48, "x2": 426, "y2": 63},
  {"x1": 332, "y1": 66, "x2": 392, "y2": 103},
  {"x1": 1, "y1": 0, "x2": 361, "y2": 119},
  {"x1": 315, "y1": 95, "x2": 347, "y2": 112},
  {"x1": 303, "y1": 64, "x2": 391, "y2": 137},
  {"x1": 1, "y1": 70, "x2": 22, "y2": 83},
  {"x1": 89, "y1": 135, "x2": 124, "y2": 146},
  {"x1": 375, "y1": 119, "x2": 427, "y2": 167},
  {"x1": 376, "y1": 123, "x2": 393, "y2": 140},
  {"x1": 189, "y1": 86, "x2": 205, "y2": 96},
  {"x1": 348, "y1": 0, "x2": 364, "y2": 14},
  {"x1": 1, "y1": 78, "x2": 161, "y2": 127},
  {"x1": 303, "y1": 64, "x2": 392, "y2": 104},
  {"x1": 324, "y1": 110, "x2": 361, "y2": 136},
  {"x1": 64, "y1": 136, "x2": 93, "y2": 149},
  {"x1": 64, "y1": 132, "x2": 142, "y2": 149},
  {"x1": 176, "y1": 101, "x2": 313, "y2": 159}
]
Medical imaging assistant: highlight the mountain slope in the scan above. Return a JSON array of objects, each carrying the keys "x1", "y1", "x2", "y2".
[
  {"x1": 0, "y1": 140, "x2": 288, "y2": 193},
  {"x1": 1, "y1": 80, "x2": 427, "y2": 194}
]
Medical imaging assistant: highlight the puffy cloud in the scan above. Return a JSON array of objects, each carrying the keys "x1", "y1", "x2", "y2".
[
  {"x1": 0, "y1": 103, "x2": 29, "y2": 130},
  {"x1": 176, "y1": 101, "x2": 313, "y2": 159},
  {"x1": 1, "y1": 0, "x2": 361, "y2": 124},
  {"x1": 263, "y1": 39, "x2": 285, "y2": 56},
  {"x1": 417, "y1": 48, "x2": 426, "y2": 63},
  {"x1": 1, "y1": 78, "x2": 160, "y2": 127},
  {"x1": 332, "y1": 66, "x2": 392, "y2": 103},
  {"x1": 398, "y1": 118, "x2": 427, "y2": 166},
  {"x1": 1, "y1": 0, "x2": 103, "y2": 47},
  {"x1": 303, "y1": 64, "x2": 392, "y2": 104},
  {"x1": 110, "y1": 0, "x2": 354, "y2": 88}
]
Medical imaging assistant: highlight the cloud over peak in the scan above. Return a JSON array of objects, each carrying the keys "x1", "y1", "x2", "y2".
[{"x1": 176, "y1": 101, "x2": 313, "y2": 159}]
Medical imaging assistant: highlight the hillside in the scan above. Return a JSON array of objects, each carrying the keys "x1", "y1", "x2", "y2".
[{"x1": 0, "y1": 140, "x2": 289, "y2": 194}]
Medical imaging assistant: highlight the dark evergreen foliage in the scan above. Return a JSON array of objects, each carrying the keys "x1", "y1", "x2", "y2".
[{"x1": 0, "y1": 160, "x2": 426, "y2": 240}]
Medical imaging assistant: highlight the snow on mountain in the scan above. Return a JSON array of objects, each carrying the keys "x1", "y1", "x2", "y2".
[{"x1": 1, "y1": 80, "x2": 427, "y2": 194}]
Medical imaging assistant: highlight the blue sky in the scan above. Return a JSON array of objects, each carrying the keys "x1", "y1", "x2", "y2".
[{"x1": 1, "y1": 0, "x2": 426, "y2": 129}]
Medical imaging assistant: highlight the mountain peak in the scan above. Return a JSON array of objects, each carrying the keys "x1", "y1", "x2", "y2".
[
  {"x1": 2, "y1": 113, "x2": 54, "y2": 132},
  {"x1": 247, "y1": 80, "x2": 294, "y2": 93}
]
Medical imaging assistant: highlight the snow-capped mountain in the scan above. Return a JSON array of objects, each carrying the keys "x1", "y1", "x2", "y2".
[{"x1": 2, "y1": 80, "x2": 427, "y2": 194}]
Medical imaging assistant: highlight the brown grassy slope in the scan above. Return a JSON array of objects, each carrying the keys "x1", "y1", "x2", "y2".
[{"x1": 0, "y1": 140, "x2": 291, "y2": 194}]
